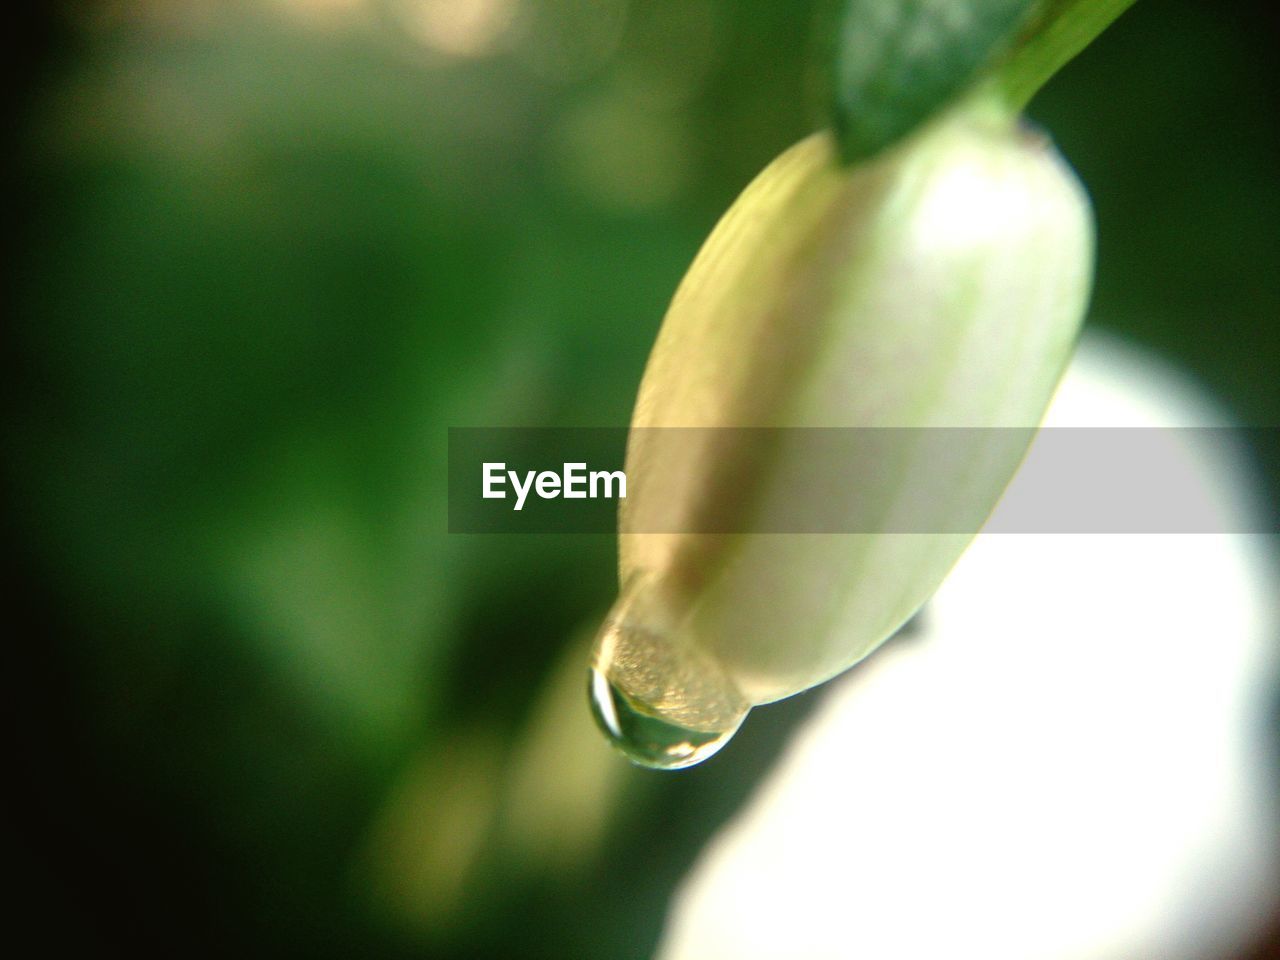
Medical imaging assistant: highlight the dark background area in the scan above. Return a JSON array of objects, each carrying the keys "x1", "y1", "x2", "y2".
[{"x1": 4, "y1": 1, "x2": 1278, "y2": 956}]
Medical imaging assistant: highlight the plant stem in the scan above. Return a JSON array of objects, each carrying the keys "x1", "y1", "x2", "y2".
[{"x1": 992, "y1": 0, "x2": 1140, "y2": 112}]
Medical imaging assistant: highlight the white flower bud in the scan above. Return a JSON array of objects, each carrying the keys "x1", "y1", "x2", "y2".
[{"x1": 590, "y1": 98, "x2": 1094, "y2": 768}]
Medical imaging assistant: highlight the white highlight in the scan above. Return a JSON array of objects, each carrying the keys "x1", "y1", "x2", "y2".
[{"x1": 657, "y1": 333, "x2": 1279, "y2": 960}]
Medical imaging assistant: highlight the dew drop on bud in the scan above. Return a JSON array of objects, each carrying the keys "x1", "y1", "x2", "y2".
[{"x1": 588, "y1": 579, "x2": 750, "y2": 770}]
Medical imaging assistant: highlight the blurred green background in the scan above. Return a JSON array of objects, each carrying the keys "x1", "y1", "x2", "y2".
[{"x1": 5, "y1": 1, "x2": 1278, "y2": 956}]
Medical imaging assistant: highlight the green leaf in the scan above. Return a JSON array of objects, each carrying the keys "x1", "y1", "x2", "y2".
[{"x1": 829, "y1": 0, "x2": 1039, "y2": 163}]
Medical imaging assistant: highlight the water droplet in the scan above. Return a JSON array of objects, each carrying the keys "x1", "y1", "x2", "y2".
[{"x1": 588, "y1": 582, "x2": 749, "y2": 770}]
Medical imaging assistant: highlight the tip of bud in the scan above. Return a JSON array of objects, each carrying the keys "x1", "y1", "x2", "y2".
[{"x1": 588, "y1": 581, "x2": 750, "y2": 770}]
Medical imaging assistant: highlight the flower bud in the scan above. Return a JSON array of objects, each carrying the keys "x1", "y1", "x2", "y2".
[{"x1": 590, "y1": 98, "x2": 1094, "y2": 768}]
